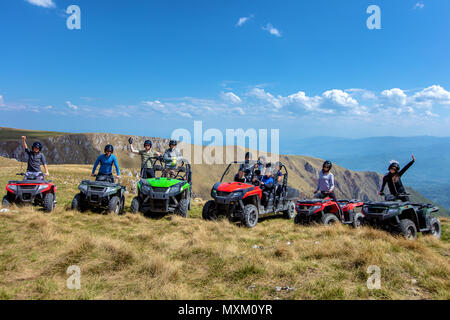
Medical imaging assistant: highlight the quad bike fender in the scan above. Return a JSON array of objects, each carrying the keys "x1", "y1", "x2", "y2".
[{"x1": 242, "y1": 188, "x2": 262, "y2": 200}]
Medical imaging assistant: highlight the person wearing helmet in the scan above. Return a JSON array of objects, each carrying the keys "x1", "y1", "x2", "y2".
[
  {"x1": 234, "y1": 167, "x2": 247, "y2": 183},
  {"x1": 91, "y1": 144, "x2": 120, "y2": 183},
  {"x1": 379, "y1": 154, "x2": 415, "y2": 201},
  {"x1": 239, "y1": 151, "x2": 254, "y2": 179},
  {"x1": 162, "y1": 140, "x2": 182, "y2": 178},
  {"x1": 129, "y1": 137, "x2": 161, "y2": 179},
  {"x1": 260, "y1": 166, "x2": 275, "y2": 206},
  {"x1": 21, "y1": 136, "x2": 49, "y2": 180}
]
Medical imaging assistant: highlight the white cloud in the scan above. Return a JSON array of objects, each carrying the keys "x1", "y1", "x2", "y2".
[
  {"x1": 249, "y1": 88, "x2": 283, "y2": 109},
  {"x1": 413, "y1": 3, "x2": 424, "y2": 9},
  {"x1": 413, "y1": 85, "x2": 450, "y2": 105},
  {"x1": 262, "y1": 23, "x2": 281, "y2": 37},
  {"x1": 381, "y1": 88, "x2": 407, "y2": 106},
  {"x1": 0, "y1": 95, "x2": 4, "y2": 107},
  {"x1": 236, "y1": 15, "x2": 254, "y2": 27},
  {"x1": 322, "y1": 89, "x2": 359, "y2": 107},
  {"x1": 65, "y1": 101, "x2": 78, "y2": 110},
  {"x1": 232, "y1": 107, "x2": 245, "y2": 115},
  {"x1": 26, "y1": 0, "x2": 56, "y2": 8},
  {"x1": 178, "y1": 111, "x2": 192, "y2": 118},
  {"x1": 220, "y1": 92, "x2": 242, "y2": 104},
  {"x1": 284, "y1": 91, "x2": 323, "y2": 111}
]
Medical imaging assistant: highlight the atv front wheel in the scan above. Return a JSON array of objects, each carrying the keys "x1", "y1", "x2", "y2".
[
  {"x1": 399, "y1": 219, "x2": 417, "y2": 240},
  {"x1": 130, "y1": 197, "x2": 140, "y2": 214},
  {"x1": 109, "y1": 196, "x2": 121, "y2": 215},
  {"x1": 176, "y1": 199, "x2": 188, "y2": 218},
  {"x1": 321, "y1": 213, "x2": 339, "y2": 225},
  {"x1": 242, "y1": 204, "x2": 258, "y2": 228},
  {"x1": 2, "y1": 195, "x2": 11, "y2": 208},
  {"x1": 43, "y1": 193, "x2": 55, "y2": 213},
  {"x1": 283, "y1": 200, "x2": 296, "y2": 219},
  {"x1": 202, "y1": 200, "x2": 218, "y2": 221},
  {"x1": 353, "y1": 212, "x2": 365, "y2": 228},
  {"x1": 71, "y1": 193, "x2": 85, "y2": 212},
  {"x1": 424, "y1": 217, "x2": 441, "y2": 239}
]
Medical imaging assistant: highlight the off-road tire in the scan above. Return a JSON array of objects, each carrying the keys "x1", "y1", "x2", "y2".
[
  {"x1": 399, "y1": 219, "x2": 417, "y2": 240},
  {"x1": 424, "y1": 217, "x2": 441, "y2": 239},
  {"x1": 2, "y1": 195, "x2": 11, "y2": 208},
  {"x1": 283, "y1": 200, "x2": 296, "y2": 219},
  {"x1": 352, "y1": 212, "x2": 365, "y2": 228},
  {"x1": 71, "y1": 193, "x2": 85, "y2": 212},
  {"x1": 130, "y1": 197, "x2": 140, "y2": 214},
  {"x1": 202, "y1": 200, "x2": 218, "y2": 221},
  {"x1": 242, "y1": 204, "x2": 258, "y2": 228},
  {"x1": 43, "y1": 193, "x2": 55, "y2": 213},
  {"x1": 294, "y1": 213, "x2": 303, "y2": 225},
  {"x1": 321, "y1": 213, "x2": 339, "y2": 225},
  {"x1": 109, "y1": 196, "x2": 121, "y2": 215},
  {"x1": 176, "y1": 199, "x2": 188, "y2": 218}
]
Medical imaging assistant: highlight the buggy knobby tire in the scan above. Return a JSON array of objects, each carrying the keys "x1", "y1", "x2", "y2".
[
  {"x1": 321, "y1": 213, "x2": 339, "y2": 225},
  {"x1": 202, "y1": 200, "x2": 218, "y2": 221},
  {"x1": 71, "y1": 193, "x2": 84, "y2": 212},
  {"x1": 109, "y1": 196, "x2": 121, "y2": 215},
  {"x1": 130, "y1": 197, "x2": 140, "y2": 214},
  {"x1": 43, "y1": 193, "x2": 55, "y2": 213},
  {"x1": 176, "y1": 199, "x2": 188, "y2": 218},
  {"x1": 399, "y1": 219, "x2": 417, "y2": 240},
  {"x1": 242, "y1": 204, "x2": 258, "y2": 228},
  {"x1": 283, "y1": 200, "x2": 296, "y2": 219}
]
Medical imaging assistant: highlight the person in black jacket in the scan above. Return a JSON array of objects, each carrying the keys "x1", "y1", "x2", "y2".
[{"x1": 379, "y1": 154, "x2": 415, "y2": 201}]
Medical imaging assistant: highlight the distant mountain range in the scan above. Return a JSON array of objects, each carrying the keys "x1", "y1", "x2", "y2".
[{"x1": 281, "y1": 136, "x2": 450, "y2": 210}]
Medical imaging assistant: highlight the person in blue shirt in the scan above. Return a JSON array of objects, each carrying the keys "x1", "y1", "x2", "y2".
[
  {"x1": 91, "y1": 144, "x2": 121, "y2": 183},
  {"x1": 260, "y1": 167, "x2": 274, "y2": 206}
]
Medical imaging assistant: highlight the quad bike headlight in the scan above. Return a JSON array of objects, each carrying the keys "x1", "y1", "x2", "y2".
[
  {"x1": 105, "y1": 187, "x2": 117, "y2": 193},
  {"x1": 311, "y1": 205, "x2": 322, "y2": 212},
  {"x1": 78, "y1": 184, "x2": 88, "y2": 192},
  {"x1": 387, "y1": 208, "x2": 399, "y2": 215},
  {"x1": 37, "y1": 184, "x2": 49, "y2": 191},
  {"x1": 169, "y1": 184, "x2": 181, "y2": 194},
  {"x1": 7, "y1": 185, "x2": 18, "y2": 193}
]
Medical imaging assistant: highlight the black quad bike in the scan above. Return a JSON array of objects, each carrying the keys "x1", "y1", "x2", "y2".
[
  {"x1": 2, "y1": 172, "x2": 57, "y2": 212},
  {"x1": 71, "y1": 175, "x2": 126, "y2": 215},
  {"x1": 202, "y1": 161, "x2": 300, "y2": 228},
  {"x1": 362, "y1": 193, "x2": 441, "y2": 240},
  {"x1": 130, "y1": 156, "x2": 192, "y2": 217}
]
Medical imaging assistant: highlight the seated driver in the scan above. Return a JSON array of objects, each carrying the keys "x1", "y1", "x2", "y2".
[
  {"x1": 251, "y1": 168, "x2": 263, "y2": 185},
  {"x1": 260, "y1": 168, "x2": 274, "y2": 205},
  {"x1": 234, "y1": 168, "x2": 246, "y2": 183}
]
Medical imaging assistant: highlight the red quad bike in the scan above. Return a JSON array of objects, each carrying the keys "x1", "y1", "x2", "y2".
[
  {"x1": 294, "y1": 195, "x2": 364, "y2": 227},
  {"x1": 202, "y1": 161, "x2": 300, "y2": 228},
  {"x1": 2, "y1": 172, "x2": 57, "y2": 212}
]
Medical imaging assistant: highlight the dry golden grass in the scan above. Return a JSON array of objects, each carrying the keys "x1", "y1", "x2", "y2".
[{"x1": 0, "y1": 162, "x2": 449, "y2": 300}]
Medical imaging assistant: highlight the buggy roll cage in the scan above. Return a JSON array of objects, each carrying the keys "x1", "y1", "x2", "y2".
[{"x1": 141, "y1": 156, "x2": 192, "y2": 183}]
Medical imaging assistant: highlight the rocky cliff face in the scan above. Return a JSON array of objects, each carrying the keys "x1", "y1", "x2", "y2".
[{"x1": 0, "y1": 129, "x2": 406, "y2": 202}]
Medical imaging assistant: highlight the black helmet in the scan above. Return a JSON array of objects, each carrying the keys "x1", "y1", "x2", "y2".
[
  {"x1": 323, "y1": 160, "x2": 332, "y2": 170},
  {"x1": 32, "y1": 141, "x2": 42, "y2": 151},
  {"x1": 245, "y1": 152, "x2": 252, "y2": 159},
  {"x1": 169, "y1": 140, "x2": 177, "y2": 147},
  {"x1": 104, "y1": 144, "x2": 114, "y2": 153},
  {"x1": 128, "y1": 137, "x2": 133, "y2": 144},
  {"x1": 388, "y1": 161, "x2": 400, "y2": 171},
  {"x1": 277, "y1": 161, "x2": 283, "y2": 168},
  {"x1": 144, "y1": 140, "x2": 152, "y2": 147}
]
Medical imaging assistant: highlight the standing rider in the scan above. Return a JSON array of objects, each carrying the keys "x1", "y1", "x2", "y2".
[
  {"x1": 379, "y1": 154, "x2": 415, "y2": 201},
  {"x1": 163, "y1": 140, "x2": 182, "y2": 179},
  {"x1": 21, "y1": 136, "x2": 49, "y2": 180},
  {"x1": 314, "y1": 160, "x2": 343, "y2": 216},
  {"x1": 92, "y1": 144, "x2": 121, "y2": 183},
  {"x1": 129, "y1": 137, "x2": 161, "y2": 179}
]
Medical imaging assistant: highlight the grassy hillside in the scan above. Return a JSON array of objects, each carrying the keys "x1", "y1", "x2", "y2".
[{"x1": 0, "y1": 158, "x2": 449, "y2": 300}]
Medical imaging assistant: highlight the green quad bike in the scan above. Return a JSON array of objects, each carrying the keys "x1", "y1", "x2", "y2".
[
  {"x1": 361, "y1": 193, "x2": 441, "y2": 240},
  {"x1": 130, "y1": 156, "x2": 192, "y2": 217}
]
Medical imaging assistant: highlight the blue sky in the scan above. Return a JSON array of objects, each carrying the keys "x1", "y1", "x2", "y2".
[{"x1": 1, "y1": 0, "x2": 450, "y2": 143}]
